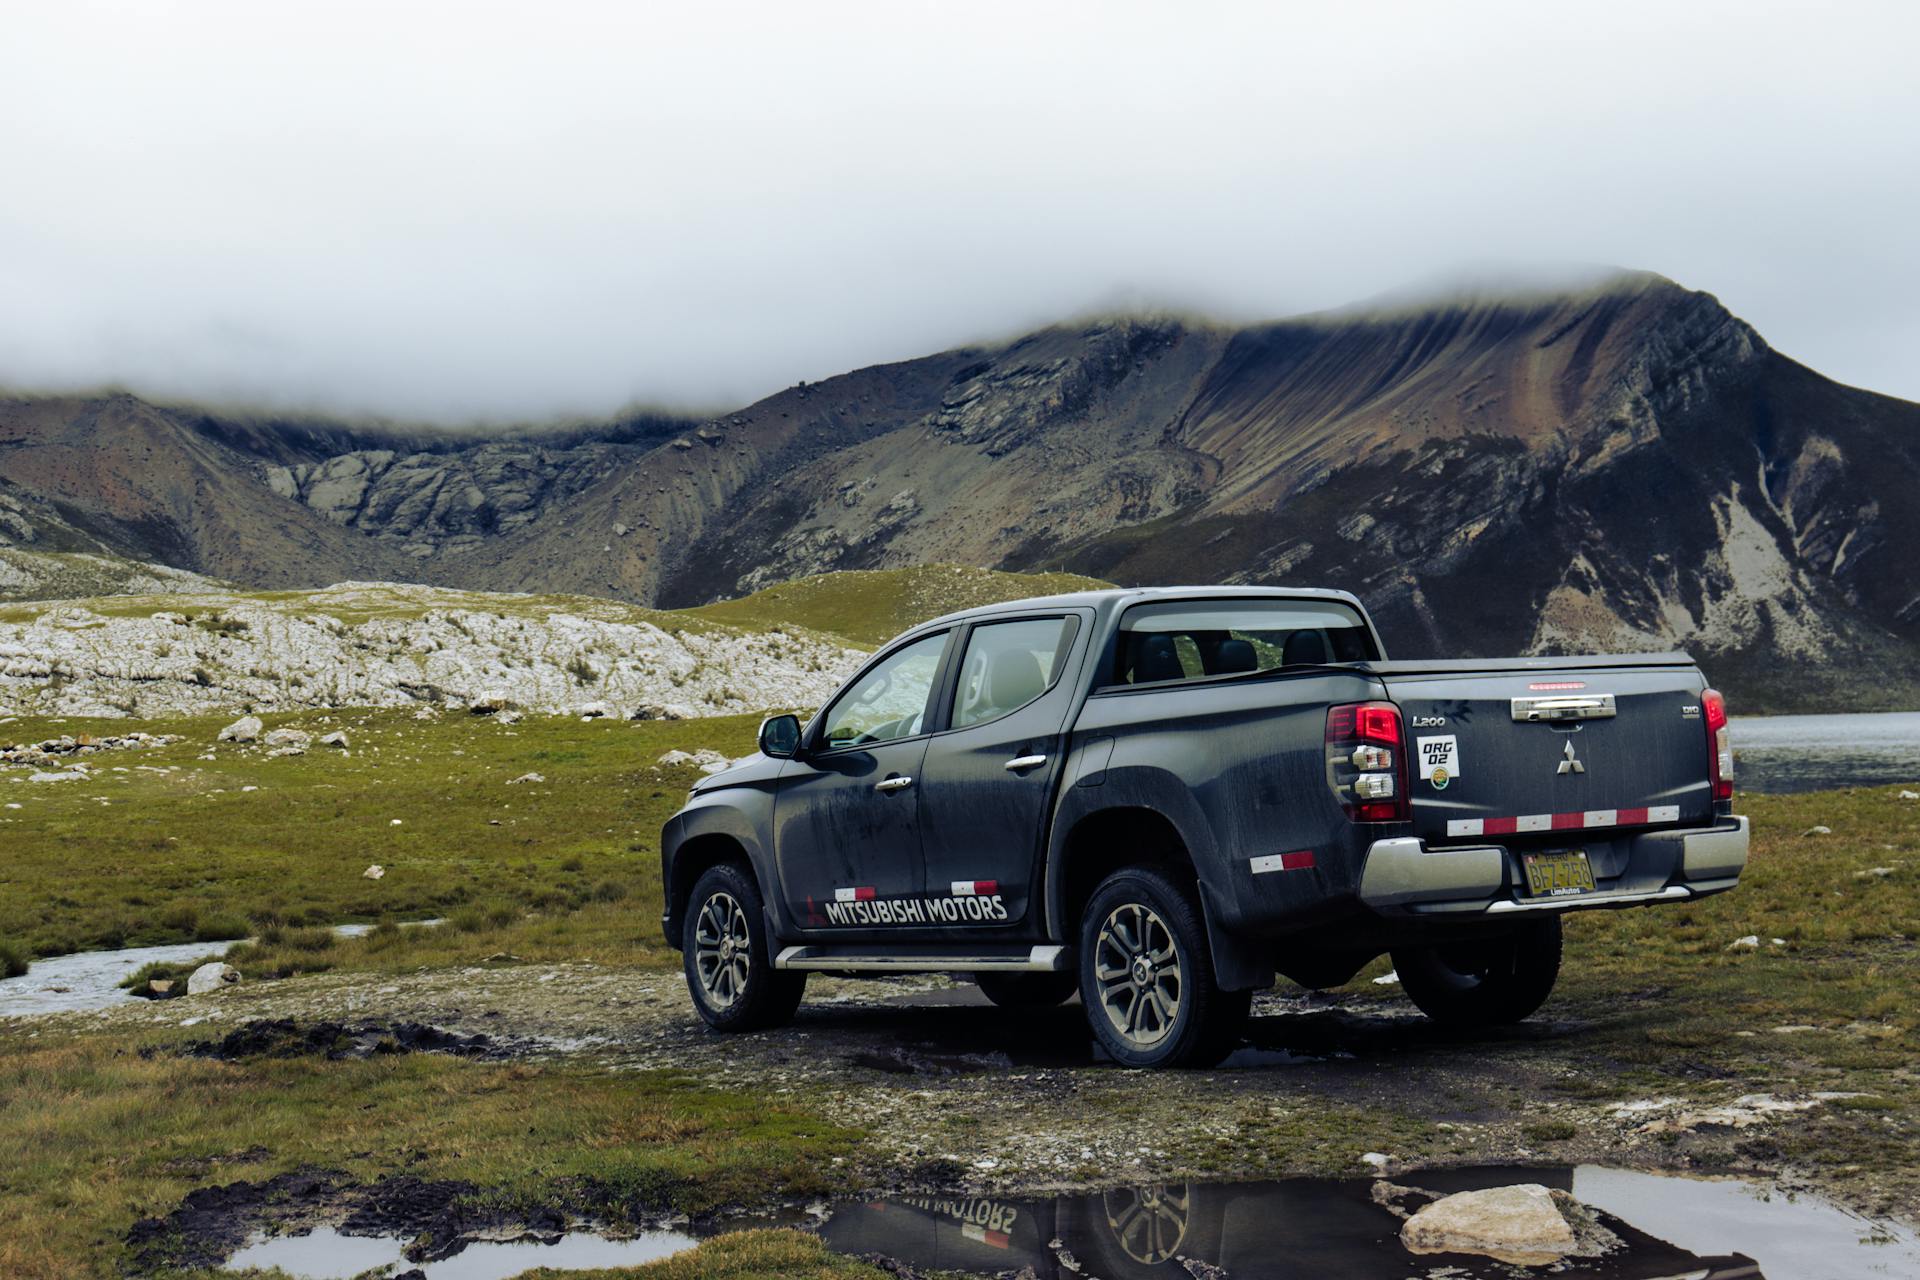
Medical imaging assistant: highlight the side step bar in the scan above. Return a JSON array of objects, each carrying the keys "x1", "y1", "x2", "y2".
[{"x1": 774, "y1": 944, "x2": 1069, "y2": 973}]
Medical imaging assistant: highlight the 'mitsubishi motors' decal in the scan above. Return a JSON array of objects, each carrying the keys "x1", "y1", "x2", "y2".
[
  {"x1": 1416, "y1": 734, "x2": 1459, "y2": 789},
  {"x1": 820, "y1": 881, "x2": 1008, "y2": 925}
]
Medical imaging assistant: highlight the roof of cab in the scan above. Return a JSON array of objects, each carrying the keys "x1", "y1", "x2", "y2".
[{"x1": 918, "y1": 584, "x2": 1368, "y2": 632}]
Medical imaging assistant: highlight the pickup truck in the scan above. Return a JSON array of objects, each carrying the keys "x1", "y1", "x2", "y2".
[{"x1": 660, "y1": 587, "x2": 1747, "y2": 1067}]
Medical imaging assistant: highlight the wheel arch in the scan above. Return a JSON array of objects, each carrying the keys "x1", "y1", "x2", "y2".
[{"x1": 664, "y1": 826, "x2": 761, "y2": 949}]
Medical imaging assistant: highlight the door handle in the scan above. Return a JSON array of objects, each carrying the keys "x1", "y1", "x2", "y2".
[
  {"x1": 874, "y1": 775, "x2": 914, "y2": 792},
  {"x1": 1004, "y1": 754, "x2": 1048, "y2": 772}
]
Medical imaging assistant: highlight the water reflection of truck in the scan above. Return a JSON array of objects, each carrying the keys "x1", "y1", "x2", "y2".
[{"x1": 816, "y1": 1171, "x2": 1761, "y2": 1279}]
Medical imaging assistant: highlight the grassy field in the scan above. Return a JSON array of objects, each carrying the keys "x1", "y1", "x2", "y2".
[{"x1": 4, "y1": 701, "x2": 1918, "y2": 1276}]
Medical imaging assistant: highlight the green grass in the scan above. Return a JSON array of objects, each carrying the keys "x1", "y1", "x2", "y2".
[
  {"x1": 683, "y1": 565, "x2": 1111, "y2": 646},
  {"x1": 0, "y1": 1029, "x2": 863, "y2": 1280},
  {"x1": 0, "y1": 708, "x2": 762, "y2": 963},
  {"x1": 523, "y1": 1230, "x2": 905, "y2": 1280}
]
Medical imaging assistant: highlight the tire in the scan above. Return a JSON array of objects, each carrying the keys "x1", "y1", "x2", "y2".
[
  {"x1": 974, "y1": 970, "x2": 1079, "y2": 1009},
  {"x1": 682, "y1": 862, "x2": 806, "y2": 1032},
  {"x1": 1078, "y1": 868, "x2": 1251, "y2": 1069},
  {"x1": 1391, "y1": 916, "x2": 1562, "y2": 1028}
]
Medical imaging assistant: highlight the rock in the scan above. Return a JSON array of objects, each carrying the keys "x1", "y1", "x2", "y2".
[
  {"x1": 1360, "y1": 1151, "x2": 1390, "y2": 1171},
  {"x1": 217, "y1": 715, "x2": 262, "y2": 743},
  {"x1": 27, "y1": 770, "x2": 86, "y2": 783},
  {"x1": 1727, "y1": 935, "x2": 1760, "y2": 950},
  {"x1": 364, "y1": 864, "x2": 385, "y2": 879},
  {"x1": 262, "y1": 727, "x2": 311, "y2": 749},
  {"x1": 266, "y1": 746, "x2": 305, "y2": 758},
  {"x1": 1854, "y1": 866, "x2": 1896, "y2": 879},
  {"x1": 469, "y1": 692, "x2": 516, "y2": 716},
  {"x1": 147, "y1": 978, "x2": 174, "y2": 996},
  {"x1": 319, "y1": 731, "x2": 349, "y2": 748},
  {"x1": 495, "y1": 710, "x2": 523, "y2": 725},
  {"x1": 1401, "y1": 1184, "x2": 1577, "y2": 1266},
  {"x1": 631, "y1": 702, "x2": 698, "y2": 721},
  {"x1": 655, "y1": 750, "x2": 695, "y2": 766},
  {"x1": 185, "y1": 962, "x2": 241, "y2": 996},
  {"x1": 576, "y1": 701, "x2": 610, "y2": 719},
  {"x1": 1896, "y1": 788, "x2": 1919, "y2": 800},
  {"x1": 507, "y1": 772, "x2": 545, "y2": 785},
  {"x1": 1802, "y1": 825, "x2": 1832, "y2": 837}
]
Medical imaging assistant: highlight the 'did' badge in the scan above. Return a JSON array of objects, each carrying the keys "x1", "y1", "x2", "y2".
[{"x1": 1416, "y1": 735, "x2": 1459, "y2": 789}]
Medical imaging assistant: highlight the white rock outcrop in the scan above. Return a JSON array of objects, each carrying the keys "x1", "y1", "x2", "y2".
[
  {"x1": 0, "y1": 582, "x2": 865, "y2": 720},
  {"x1": 185, "y1": 962, "x2": 241, "y2": 995},
  {"x1": 218, "y1": 715, "x2": 263, "y2": 743},
  {"x1": 1401, "y1": 1184, "x2": 1577, "y2": 1266}
]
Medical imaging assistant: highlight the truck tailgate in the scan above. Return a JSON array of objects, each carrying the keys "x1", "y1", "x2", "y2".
[{"x1": 1370, "y1": 656, "x2": 1715, "y2": 847}]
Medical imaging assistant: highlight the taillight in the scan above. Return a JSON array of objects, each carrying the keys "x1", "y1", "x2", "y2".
[
  {"x1": 1702, "y1": 688, "x2": 1733, "y2": 802},
  {"x1": 1327, "y1": 701, "x2": 1410, "y2": 822}
]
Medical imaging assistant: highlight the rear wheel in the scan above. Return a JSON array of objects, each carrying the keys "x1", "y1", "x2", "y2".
[
  {"x1": 1391, "y1": 916, "x2": 1562, "y2": 1028},
  {"x1": 682, "y1": 863, "x2": 806, "y2": 1031},
  {"x1": 973, "y1": 970, "x2": 1078, "y2": 1008},
  {"x1": 1078, "y1": 868, "x2": 1250, "y2": 1068}
]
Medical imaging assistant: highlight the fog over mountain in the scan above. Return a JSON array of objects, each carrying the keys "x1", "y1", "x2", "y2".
[{"x1": 5, "y1": 2, "x2": 1920, "y2": 419}]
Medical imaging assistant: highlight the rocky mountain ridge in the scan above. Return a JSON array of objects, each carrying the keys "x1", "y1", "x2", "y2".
[{"x1": 3, "y1": 271, "x2": 1916, "y2": 710}]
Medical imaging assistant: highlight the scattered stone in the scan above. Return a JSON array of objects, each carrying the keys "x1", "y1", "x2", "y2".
[
  {"x1": 655, "y1": 749, "x2": 696, "y2": 766},
  {"x1": 1401, "y1": 1184, "x2": 1577, "y2": 1266},
  {"x1": 632, "y1": 702, "x2": 699, "y2": 721},
  {"x1": 217, "y1": 715, "x2": 262, "y2": 744},
  {"x1": 1727, "y1": 935, "x2": 1760, "y2": 950},
  {"x1": 494, "y1": 709, "x2": 523, "y2": 725},
  {"x1": 389, "y1": 819, "x2": 403, "y2": 826},
  {"x1": 576, "y1": 701, "x2": 610, "y2": 720},
  {"x1": 469, "y1": 693, "x2": 516, "y2": 716},
  {"x1": 266, "y1": 746, "x2": 305, "y2": 758},
  {"x1": 364, "y1": 864, "x2": 385, "y2": 879},
  {"x1": 506, "y1": 772, "x2": 545, "y2": 785},
  {"x1": 1854, "y1": 867, "x2": 1896, "y2": 879},
  {"x1": 262, "y1": 727, "x2": 312, "y2": 749},
  {"x1": 146, "y1": 979, "x2": 175, "y2": 997},
  {"x1": 319, "y1": 731, "x2": 349, "y2": 748},
  {"x1": 1900, "y1": 790, "x2": 1919, "y2": 801},
  {"x1": 1802, "y1": 825, "x2": 1832, "y2": 837},
  {"x1": 28, "y1": 769, "x2": 86, "y2": 783},
  {"x1": 185, "y1": 962, "x2": 241, "y2": 996}
]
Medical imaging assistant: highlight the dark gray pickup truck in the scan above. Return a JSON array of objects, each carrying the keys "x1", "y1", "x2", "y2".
[{"x1": 660, "y1": 587, "x2": 1747, "y2": 1067}]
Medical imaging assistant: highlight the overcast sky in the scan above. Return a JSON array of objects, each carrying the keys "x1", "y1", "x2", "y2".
[{"x1": 4, "y1": 1, "x2": 1917, "y2": 422}]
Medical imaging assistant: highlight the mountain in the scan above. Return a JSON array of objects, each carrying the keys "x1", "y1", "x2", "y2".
[{"x1": 2, "y1": 271, "x2": 1916, "y2": 711}]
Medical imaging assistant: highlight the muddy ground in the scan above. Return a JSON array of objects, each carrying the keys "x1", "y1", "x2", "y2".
[{"x1": 49, "y1": 955, "x2": 1919, "y2": 1241}]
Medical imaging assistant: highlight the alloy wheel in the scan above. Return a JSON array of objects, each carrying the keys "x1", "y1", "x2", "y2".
[
  {"x1": 692, "y1": 890, "x2": 751, "y2": 1009},
  {"x1": 1093, "y1": 901, "x2": 1182, "y2": 1049}
]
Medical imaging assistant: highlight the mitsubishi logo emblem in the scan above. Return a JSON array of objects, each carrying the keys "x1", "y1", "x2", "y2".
[{"x1": 1556, "y1": 739, "x2": 1586, "y2": 775}]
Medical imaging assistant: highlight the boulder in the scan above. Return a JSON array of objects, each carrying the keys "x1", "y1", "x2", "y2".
[
  {"x1": 218, "y1": 715, "x2": 262, "y2": 744},
  {"x1": 266, "y1": 746, "x2": 306, "y2": 758},
  {"x1": 631, "y1": 702, "x2": 698, "y2": 721},
  {"x1": 1801, "y1": 825, "x2": 1832, "y2": 837},
  {"x1": 1727, "y1": 935, "x2": 1760, "y2": 950},
  {"x1": 576, "y1": 702, "x2": 610, "y2": 720},
  {"x1": 364, "y1": 864, "x2": 385, "y2": 879},
  {"x1": 469, "y1": 692, "x2": 515, "y2": 716},
  {"x1": 27, "y1": 770, "x2": 86, "y2": 783},
  {"x1": 507, "y1": 772, "x2": 545, "y2": 785},
  {"x1": 319, "y1": 731, "x2": 349, "y2": 748},
  {"x1": 1401, "y1": 1184, "x2": 1577, "y2": 1266},
  {"x1": 262, "y1": 728, "x2": 312, "y2": 749},
  {"x1": 185, "y1": 962, "x2": 241, "y2": 995}
]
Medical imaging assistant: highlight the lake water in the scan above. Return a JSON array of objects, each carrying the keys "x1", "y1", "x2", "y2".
[{"x1": 1732, "y1": 711, "x2": 1920, "y2": 794}]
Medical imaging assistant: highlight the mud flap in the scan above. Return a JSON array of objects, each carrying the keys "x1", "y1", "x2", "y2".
[{"x1": 1196, "y1": 881, "x2": 1273, "y2": 992}]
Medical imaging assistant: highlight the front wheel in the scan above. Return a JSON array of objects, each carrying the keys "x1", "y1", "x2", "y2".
[
  {"x1": 682, "y1": 863, "x2": 806, "y2": 1032},
  {"x1": 1078, "y1": 868, "x2": 1250, "y2": 1068},
  {"x1": 1391, "y1": 916, "x2": 1562, "y2": 1028}
]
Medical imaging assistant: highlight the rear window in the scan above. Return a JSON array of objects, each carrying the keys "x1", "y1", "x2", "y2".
[{"x1": 1110, "y1": 599, "x2": 1379, "y2": 686}]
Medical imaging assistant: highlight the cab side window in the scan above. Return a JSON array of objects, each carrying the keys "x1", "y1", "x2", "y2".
[
  {"x1": 819, "y1": 631, "x2": 948, "y2": 749},
  {"x1": 951, "y1": 617, "x2": 1075, "y2": 730}
]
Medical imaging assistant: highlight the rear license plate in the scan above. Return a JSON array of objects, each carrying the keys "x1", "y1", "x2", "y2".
[{"x1": 1522, "y1": 849, "x2": 1597, "y2": 898}]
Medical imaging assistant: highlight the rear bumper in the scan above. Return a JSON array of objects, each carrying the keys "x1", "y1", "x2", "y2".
[{"x1": 1359, "y1": 816, "x2": 1748, "y2": 917}]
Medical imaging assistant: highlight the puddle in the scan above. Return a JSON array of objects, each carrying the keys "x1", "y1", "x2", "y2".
[
  {"x1": 812, "y1": 1165, "x2": 1920, "y2": 1279},
  {"x1": 222, "y1": 1225, "x2": 695, "y2": 1278},
  {"x1": 0, "y1": 920, "x2": 445, "y2": 1018}
]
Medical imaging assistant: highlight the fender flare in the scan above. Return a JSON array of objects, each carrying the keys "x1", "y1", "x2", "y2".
[{"x1": 663, "y1": 800, "x2": 776, "y2": 946}]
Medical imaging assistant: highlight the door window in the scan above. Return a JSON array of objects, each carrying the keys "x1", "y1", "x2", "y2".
[
  {"x1": 951, "y1": 616, "x2": 1077, "y2": 730},
  {"x1": 819, "y1": 631, "x2": 948, "y2": 749}
]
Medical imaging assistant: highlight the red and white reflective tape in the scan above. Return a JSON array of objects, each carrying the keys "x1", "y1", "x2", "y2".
[
  {"x1": 961, "y1": 1224, "x2": 1011, "y2": 1249},
  {"x1": 950, "y1": 879, "x2": 999, "y2": 897},
  {"x1": 1250, "y1": 850, "x2": 1317, "y2": 874},
  {"x1": 834, "y1": 886, "x2": 877, "y2": 902},
  {"x1": 1448, "y1": 805, "x2": 1679, "y2": 839}
]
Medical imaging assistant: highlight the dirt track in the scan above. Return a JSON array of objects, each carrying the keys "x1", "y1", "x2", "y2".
[{"x1": 72, "y1": 959, "x2": 1916, "y2": 1220}]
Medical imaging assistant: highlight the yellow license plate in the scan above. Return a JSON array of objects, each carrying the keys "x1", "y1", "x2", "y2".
[{"x1": 1522, "y1": 849, "x2": 1597, "y2": 897}]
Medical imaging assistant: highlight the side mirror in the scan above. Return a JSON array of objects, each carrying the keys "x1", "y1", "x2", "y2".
[{"x1": 758, "y1": 713, "x2": 802, "y2": 759}]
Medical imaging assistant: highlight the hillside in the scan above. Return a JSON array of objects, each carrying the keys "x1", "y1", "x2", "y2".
[{"x1": 2, "y1": 272, "x2": 1916, "y2": 710}]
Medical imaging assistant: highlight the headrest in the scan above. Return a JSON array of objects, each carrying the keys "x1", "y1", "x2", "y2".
[
  {"x1": 1214, "y1": 638, "x2": 1257, "y2": 673},
  {"x1": 988, "y1": 647, "x2": 1046, "y2": 710},
  {"x1": 1282, "y1": 630, "x2": 1330, "y2": 666}
]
